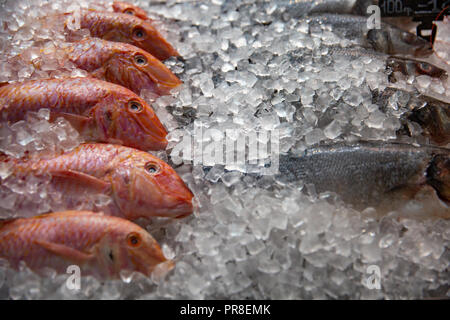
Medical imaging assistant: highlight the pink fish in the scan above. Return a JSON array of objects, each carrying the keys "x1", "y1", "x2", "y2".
[
  {"x1": 0, "y1": 77, "x2": 168, "y2": 151},
  {"x1": 67, "y1": 9, "x2": 179, "y2": 61},
  {"x1": 0, "y1": 211, "x2": 172, "y2": 278},
  {"x1": 1, "y1": 143, "x2": 194, "y2": 220},
  {"x1": 67, "y1": 37, "x2": 182, "y2": 95}
]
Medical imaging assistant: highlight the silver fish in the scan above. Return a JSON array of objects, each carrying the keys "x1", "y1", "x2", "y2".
[
  {"x1": 305, "y1": 14, "x2": 433, "y2": 57},
  {"x1": 277, "y1": 142, "x2": 450, "y2": 212}
]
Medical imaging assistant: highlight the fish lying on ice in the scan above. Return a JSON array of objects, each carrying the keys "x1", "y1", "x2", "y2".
[
  {"x1": 277, "y1": 142, "x2": 450, "y2": 216},
  {"x1": 0, "y1": 211, "x2": 172, "y2": 278},
  {"x1": 66, "y1": 38, "x2": 182, "y2": 95},
  {"x1": 0, "y1": 77, "x2": 168, "y2": 150},
  {"x1": 305, "y1": 14, "x2": 433, "y2": 57},
  {"x1": 330, "y1": 47, "x2": 448, "y2": 81},
  {"x1": 373, "y1": 88, "x2": 450, "y2": 146},
  {"x1": 65, "y1": 9, "x2": 179, "y2": 61},
  {"x1": 112, "y1": 1, "x2": 150, "y2": 20},
  {"x1": 0, "y1": 143, "x2": 194, "y2": 220}
]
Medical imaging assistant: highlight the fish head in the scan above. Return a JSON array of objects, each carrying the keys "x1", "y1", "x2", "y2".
[
  {"x1": 367, "y1": 28, "x2": 433, "y2": 57},
  {"x1": 111, "y1": 152, "x2": 194, "y2": 220},
  {"x1": 98, "y1": 221, "x2": 172, "y2": 277},
  {"x1": 112, "y1": 1, "x2": 150, "y2": 20},
  {"x1": 399, "y1": 31, "x2": 433, "y2": 57},
  {"x1": 366, "y1": 29, "x2": 392, "y2": 54},
  {"x1": 414, "y1": 61, "x2": 447, "y2": 78},
  {"x1": 125, "y1": 18, "x2": 179, "y2": 61},
  {"x1": 92, "y1": 93, "x2": 168, "y2": 150},
  {"x1": 427, "y1": 154, "x2": 450, "y2": 204},
  {"x1": 104, "y1": 45, "x2": 182, "y2": 95}
]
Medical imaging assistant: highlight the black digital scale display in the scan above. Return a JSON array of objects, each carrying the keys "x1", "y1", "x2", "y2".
[{"x1": 379, "y1": 0, "x2": 450, "y2": 43}]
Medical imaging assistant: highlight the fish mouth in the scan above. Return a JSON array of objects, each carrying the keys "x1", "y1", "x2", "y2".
[
  {"x1": 161, "y1": 179, "x2": 194, "y2": 218},
  {"x1": 169, "y1": 201, "x2": 194, "y2": 219},
  {"x1": 133, "y1": 109, "x2": 168, "y2": 150},
  {"x1": 152, "y1": 193, "x2": 194, "y2": 219},
  {"x1": 129, "y1": 242, "x2": 171, "y2": 276},
  {"x1": 140, "y1": 57, "x2": 182, "y2": 95},
  {"x1": 140, "y1": 22, "x2": 179, "y2": 61}
]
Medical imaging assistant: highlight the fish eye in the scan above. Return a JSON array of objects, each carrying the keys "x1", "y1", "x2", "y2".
[
  {"x1": 108, "y1": 250, "x2": 114, "y2": 262},
  {"x1": 402, "y1": 32, "x2": 418, "y2": 45},
  {"x1": 145, "y1": 162, "x2": 159, "y2": 174},
  {"x1": 127, "y1": 232, "x2": 142, "y2": 248},
  {"x1": 128, "y1": 101, "x2": 143, "y2": 113},
  {"x1": 124, "y1": 9, "x2": 134, "y2": 15},
  {"x1": 418, "y1": 62, "x2": 432, "y2": 73},
  {"x1": 134, "y1": 54, "x2": 147, "y2": 65},
  {"x1": 105, "y1": 110, "x2": 112, "y2": 122},
  {"x1": 133, "y1": 27, "x2": 146, "y2": 39}
]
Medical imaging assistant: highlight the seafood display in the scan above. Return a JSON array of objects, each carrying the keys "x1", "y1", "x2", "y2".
[
  {"x1": 0, "y1": 0, "x2": 449, "y2": 300},
  {"x1": 0, "y1": 77, "x2": 168, "y2": 150},
  {"x1": 0, "y1": 211, "x2": 172, "y2": 278}
]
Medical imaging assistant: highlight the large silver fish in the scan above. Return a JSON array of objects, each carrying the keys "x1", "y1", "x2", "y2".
[
  {"x1": 277, "y1": 142, "x2": 450, "y2": 214},
  {"x1": 305, "y1": 14, "x2": 433, "y2": 57}
]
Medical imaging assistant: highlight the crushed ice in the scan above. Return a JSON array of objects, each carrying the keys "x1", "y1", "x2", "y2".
[{"x1": 0, "y1": 0, "x2": 449, "y2": 299}]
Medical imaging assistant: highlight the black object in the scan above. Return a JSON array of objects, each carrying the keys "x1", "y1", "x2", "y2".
[{"x1": 379, "y1": 0, "x2": 450, "y2": 44}]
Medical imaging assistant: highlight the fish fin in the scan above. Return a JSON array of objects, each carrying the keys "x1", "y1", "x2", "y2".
[
  {"x1": 50, "y1": 169, "x2": 111, "y2": 193},
  {"x1": 49, "y1": 112, "x2": 92, "y2": 132},
  {"x1": 33, "y1": 240, "x2": 95, "y2": 263}
]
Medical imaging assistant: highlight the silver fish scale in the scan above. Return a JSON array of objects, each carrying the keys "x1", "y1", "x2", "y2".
[{"x1": 278, "y1": 142, "x2": 447, "y2": 207}]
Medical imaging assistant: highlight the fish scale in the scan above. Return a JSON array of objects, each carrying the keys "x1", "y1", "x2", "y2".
[{"x1": 277, "y1": 142, "x2": 450, "y2": 214}]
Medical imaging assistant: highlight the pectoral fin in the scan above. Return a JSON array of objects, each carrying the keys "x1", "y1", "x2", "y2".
[
  {"x1": 50, "y1": 169, "x2": 111, "y2": 193},
  {"x1": 34, "y1": 240, "x2": 95, "y2": 263},
  {"x1": 50, "y1": 112, "x2": 92, "y2": 132}
]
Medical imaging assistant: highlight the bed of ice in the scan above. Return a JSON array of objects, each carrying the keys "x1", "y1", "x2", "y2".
[{"x1": 0, "y1": 0, "x2": 449, "y2": 299}]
